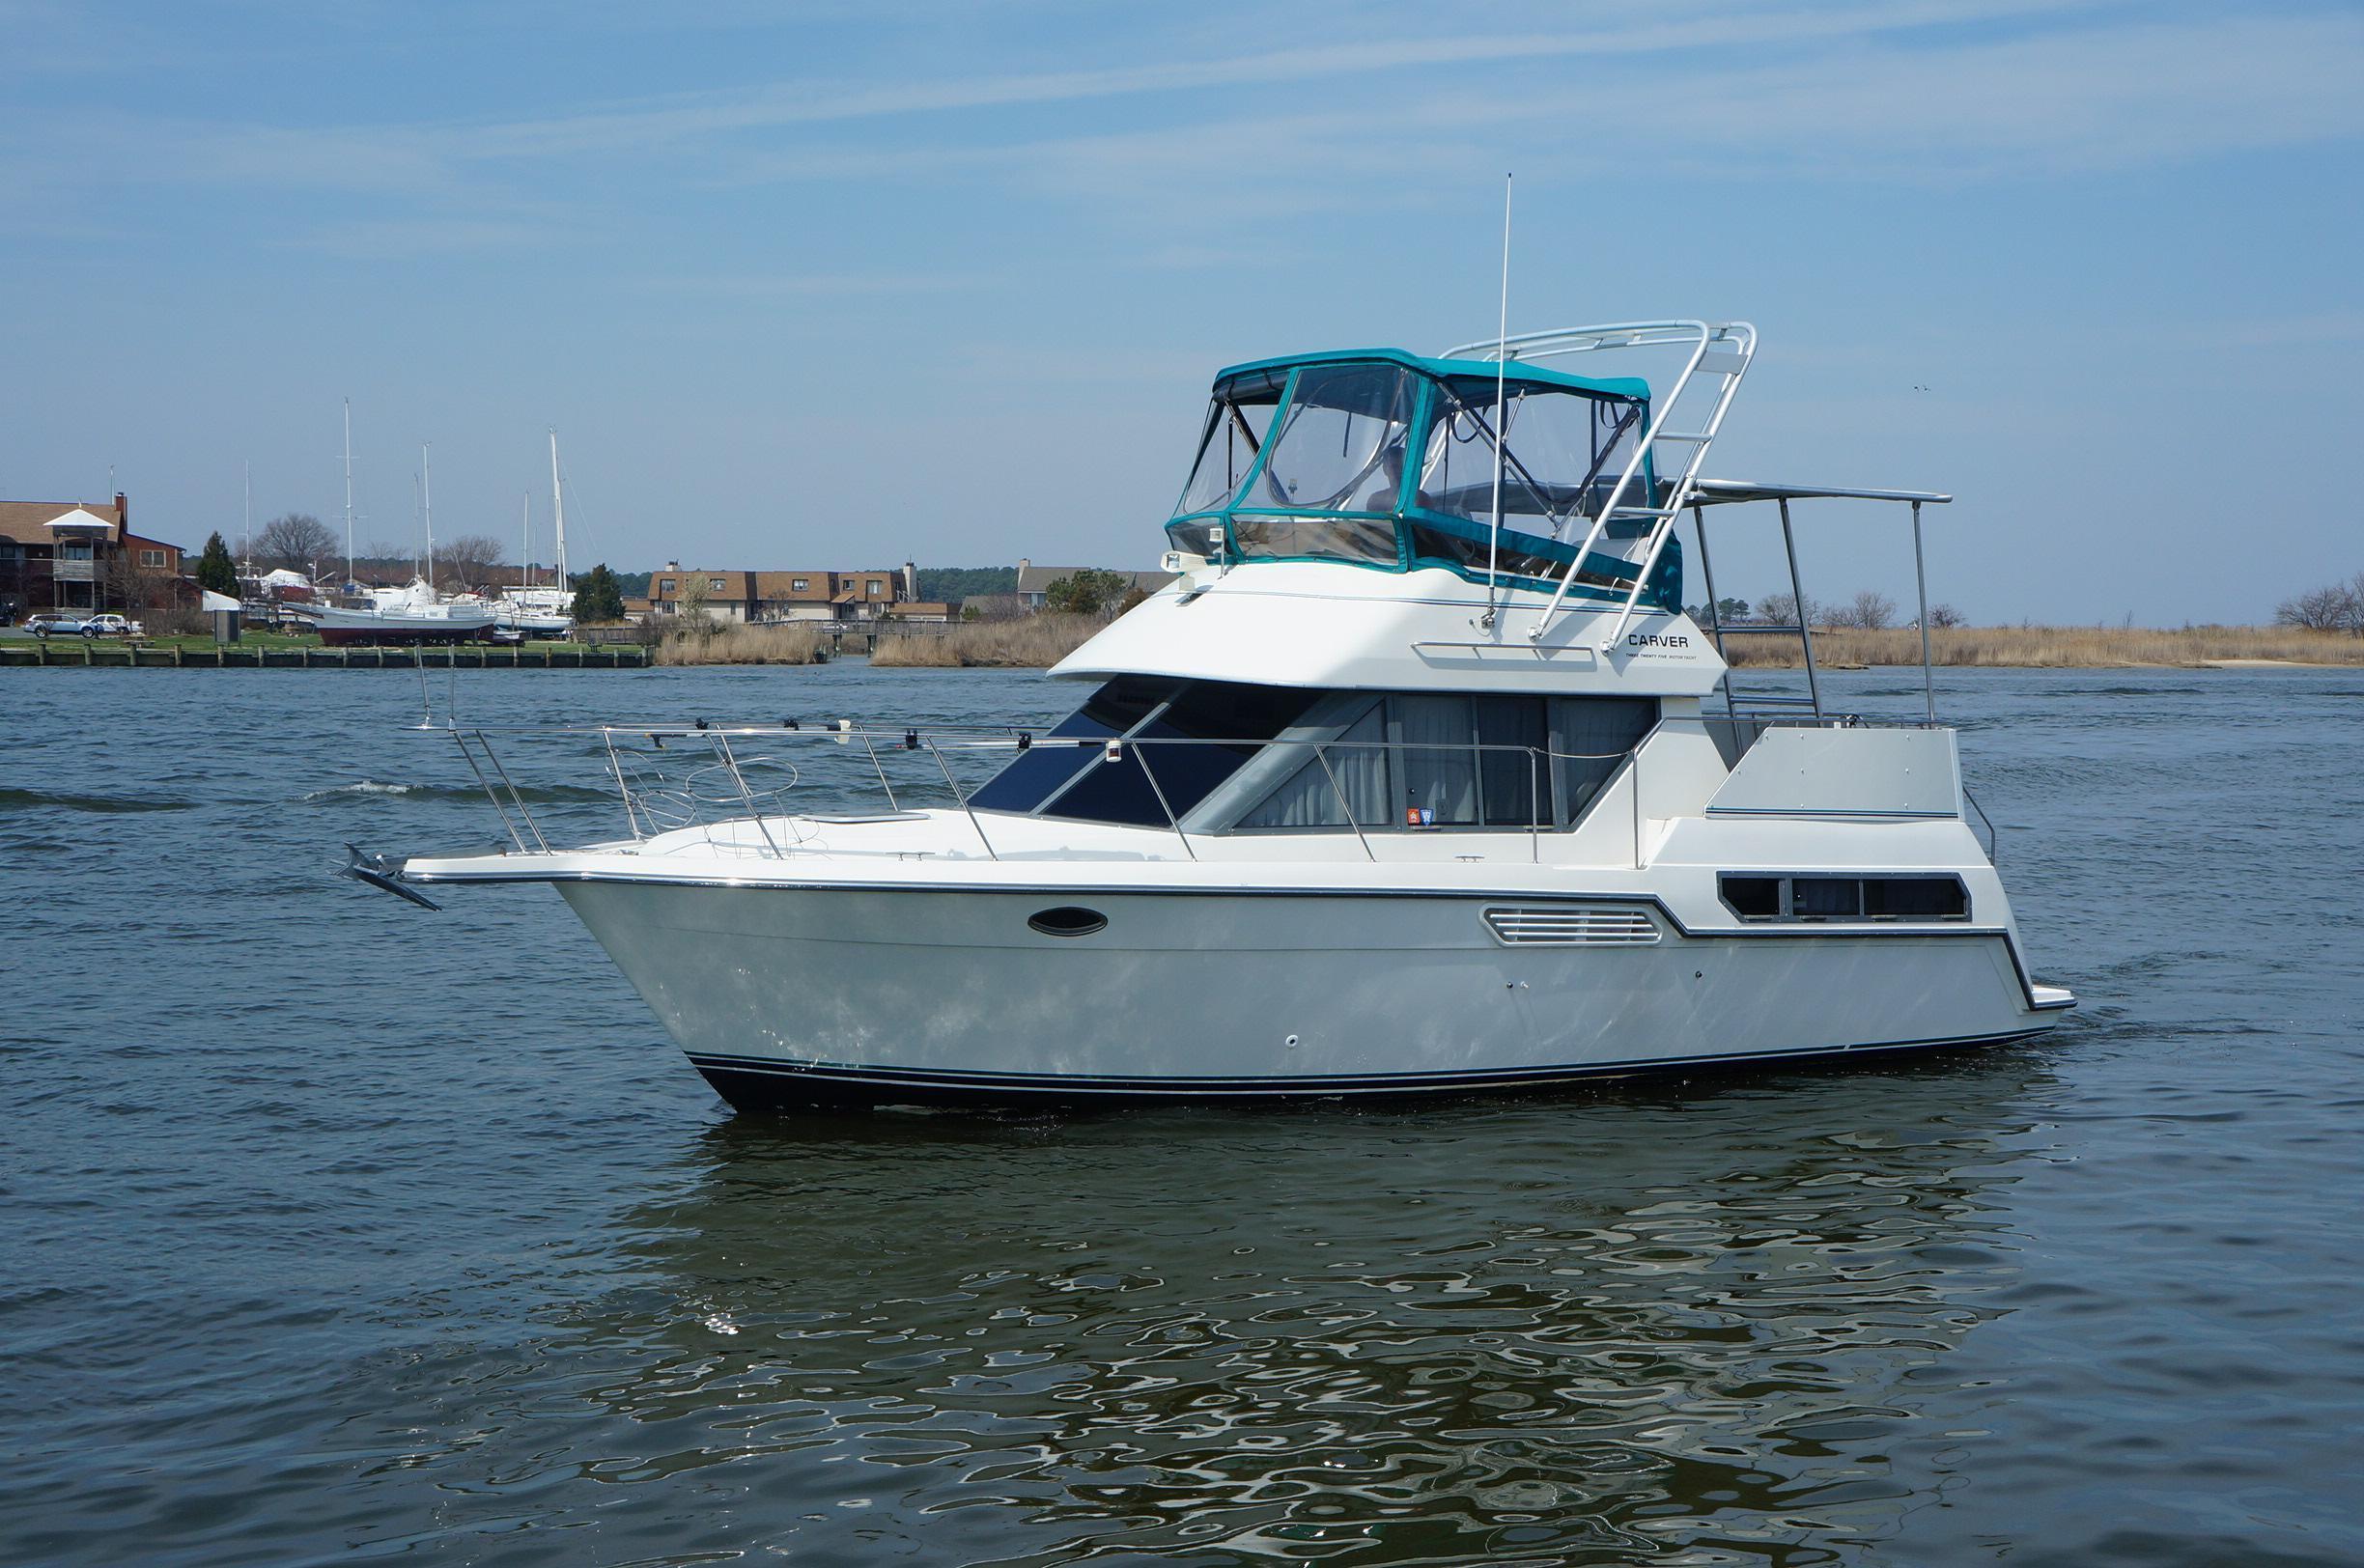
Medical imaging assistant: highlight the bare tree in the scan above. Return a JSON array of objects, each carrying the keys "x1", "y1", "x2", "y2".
[
  {"x1": 2275, "y1": 582, "x2": 2360, "y2": 632},
  {"x1": 1755, "y1": 591, "x2": 1820, "y2": 628},
  {"x1": 99, "y1": 549, "x2": 175, "y2": 615},
  {"x1": 436, "y1": 534, "x2": 505, "y2": 591},
  {"x1": 1829, "y1": 590, "x2": 1897, "y2": 630},
  {"x1": 1926, "y1": 602, "x2": 1967, "y2": 630},
  {"x1": 255, "y1": 513, "x2": 338, "y2": 575}
]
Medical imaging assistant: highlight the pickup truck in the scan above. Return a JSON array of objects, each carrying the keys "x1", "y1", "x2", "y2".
[{"x1": 23, "y1": 611, "x2": 142, "y2": 638}]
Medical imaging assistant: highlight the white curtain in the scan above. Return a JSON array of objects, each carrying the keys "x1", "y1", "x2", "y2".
[
  {"x1": 1239, "y1": 703, "x2": 1387, "y2": 828},
  {"x1": 1395, "y1": 695, "x2": 1478, "y2": 825}
]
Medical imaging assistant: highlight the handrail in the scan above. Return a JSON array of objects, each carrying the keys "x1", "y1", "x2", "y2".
[{"x1": 440, "y1": 722, "x2": 1660, "y2": 866}]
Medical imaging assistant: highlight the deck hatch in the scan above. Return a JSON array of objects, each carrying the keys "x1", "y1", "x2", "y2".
[{"x1": 1482, "y1": 906, "x2": 1659, "y2": 946}]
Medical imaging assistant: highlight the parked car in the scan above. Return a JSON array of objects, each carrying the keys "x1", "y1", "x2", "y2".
[
  {"x1": 83, "y1": 614, "x2": 142, "y2": 637},
  {"x1": 24, "y1": 611, "x2": 92, "y2": 638}
]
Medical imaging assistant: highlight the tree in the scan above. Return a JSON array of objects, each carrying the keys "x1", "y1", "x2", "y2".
[
  {"x1": 2275, "y1": 579, "x2": 2361, "y2": 633},
  {"x1": 99, "y1": 548, "x2": 174, "y2": 614},
  {"x1": 255, "y1": 513, "x2": 337, "y2": 575},
  {"x1": 676, "y1": 573, "x2": 712, "y2": 631},
  {"x1": 1926, "y1": 602, "x2": 1967, "y2": 630},
  {"x1": 1831, "y1": 590, "x2": 1897, "y2": 630},
  {"x1": 1044, "y1": 569, "x2": 1129, "y2": 617},
  {"x1": 196, "y1": 532, "x2": 239, "y2": 595},
  {"x1": 436, "y1": 534, "x2": 504, "y2": 591},
  {"x1": 570, "y1": 563, "x2": 628, "y2": 624},
  {"x1": 1756, "y1": 591, "x2": 1819, "y2": 628}
]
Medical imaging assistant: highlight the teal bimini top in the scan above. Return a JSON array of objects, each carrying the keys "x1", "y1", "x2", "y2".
[{"x1": 1166, "y1": 347, "x2": 1679, "y2": 610}]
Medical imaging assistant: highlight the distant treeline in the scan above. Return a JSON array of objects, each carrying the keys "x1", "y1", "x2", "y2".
[{"x1": 915, "y1": 566, "x2": 1017, "y2": 602}]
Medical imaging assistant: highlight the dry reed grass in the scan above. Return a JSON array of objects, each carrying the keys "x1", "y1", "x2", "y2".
[
  {"x1": 652, "y1": 623, "x2": 830, "y2": 665},
  {"x1": 870, "y1": 614, "x2": 1103, "y2": 668},
  {"x1": 1721, "y1": 624, "x2": 2364, "y2": 668}
]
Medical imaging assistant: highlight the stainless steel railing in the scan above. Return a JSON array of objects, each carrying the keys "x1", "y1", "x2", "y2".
[{"x1": 440, "y1": 720, "x2": 1652, "y2": 868}]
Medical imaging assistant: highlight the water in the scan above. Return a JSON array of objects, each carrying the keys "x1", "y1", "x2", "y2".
[{"x1": 3, "y1": 661, "x2": 2358, "y2": 1565}]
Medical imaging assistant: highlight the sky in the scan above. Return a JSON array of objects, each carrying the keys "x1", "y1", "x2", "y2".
[{"x1": 2, "y1": 0, "x2": 2357, "y2": 624}]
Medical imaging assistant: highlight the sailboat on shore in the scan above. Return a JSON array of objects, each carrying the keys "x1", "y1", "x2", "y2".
[
  {"x1": 491, "y1": 432, "x2": 576, "y2": 639},
  {"x1": 296, "y1": 434, "x2": 495, "y2": 646}
]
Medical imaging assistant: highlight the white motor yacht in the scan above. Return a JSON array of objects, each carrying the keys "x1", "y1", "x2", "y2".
[{"x1": 367, "y1": 322, "x2": 2073, "y2": 1107}]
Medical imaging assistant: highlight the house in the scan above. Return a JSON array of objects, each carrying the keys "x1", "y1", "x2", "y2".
[
  {"x1": 0, "y1": 493, "x2": 191, "y2": 619},
  {"x1": 1014, "y1": 558, "x2": 1177, "y2": 611},
  {"x1": 648, "y1": 562, "x2": 921, "y2": 623}
]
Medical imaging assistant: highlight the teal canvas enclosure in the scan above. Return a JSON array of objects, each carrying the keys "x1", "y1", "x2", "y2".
[{"x1": 1165, "y1": 348, "x2": 1681, "y2": 612}]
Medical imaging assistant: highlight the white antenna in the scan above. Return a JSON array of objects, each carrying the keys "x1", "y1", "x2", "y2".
[
  {"x1": 342, "y1": 398, "x2": 354, "y2": 588},
  {"x1": 548, "y1": 429, "x2": 569, "y2": 596},
  {"x1": 1483, "y1": 173, "x2": 1511, "y2": 629}
]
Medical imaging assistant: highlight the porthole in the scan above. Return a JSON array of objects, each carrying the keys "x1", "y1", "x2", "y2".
[{"x1": 1027, "y1": 906, "x2": 1108, "y2": 938}]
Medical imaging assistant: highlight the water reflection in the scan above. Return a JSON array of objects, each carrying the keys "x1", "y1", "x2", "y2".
[{"x1": 509, "y1": 1053, "x2": 2055, "y2": 1564}]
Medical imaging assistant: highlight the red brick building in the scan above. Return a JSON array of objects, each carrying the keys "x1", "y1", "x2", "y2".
[{"x1": 0, "y1": 493, "x2": 191, "y2": 618}]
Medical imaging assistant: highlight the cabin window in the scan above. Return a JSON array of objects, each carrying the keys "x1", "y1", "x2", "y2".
[
  {"x1": 1237, "y1": 694, "x2": 1654, "y2": 831},
  {"x1": 1720, "y1": 874, "x2": 1969, "y2": 922},
  {"x1": 969, "y1": 678, "x2": 1320, "y2": 826},
  {"x1": 139, "y1": 548, "x2": 166, "y2": 568},
  {"x1": 1245, "y1": 364, "x2": 1416, "y2": 515},
  {"x1": 1721, "y1": 877, "x2": 1782, "y2": 918},
  {"x1": 1175, "y1": 366, "x2": 1288, "y2": 517}
]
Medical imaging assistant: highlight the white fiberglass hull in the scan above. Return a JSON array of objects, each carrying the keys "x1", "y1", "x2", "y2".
[{"x1": 551, "y1": 879, "x2": 2068, "y2": 1107}]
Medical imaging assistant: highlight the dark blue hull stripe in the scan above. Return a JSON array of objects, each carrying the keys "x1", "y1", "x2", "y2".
[{"x1": 684, "y1": 1028, "x2": 2049, "y2": 1104}]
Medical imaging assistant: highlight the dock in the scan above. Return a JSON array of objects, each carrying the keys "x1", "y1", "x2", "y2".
[{"x1": 0, "y1": 641, "x2": 651, "y2": 670}]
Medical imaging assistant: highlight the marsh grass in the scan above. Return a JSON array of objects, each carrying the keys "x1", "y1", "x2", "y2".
[
  {"x1": 653, "y1": 624, "x2": 830, "y2": 665},
  {"x1": 1721, "y1": 624, "x2": 2364, "y2": 668},
  {"x1": 870, "y1": 615, "x2": 1102, "y2": 668}
]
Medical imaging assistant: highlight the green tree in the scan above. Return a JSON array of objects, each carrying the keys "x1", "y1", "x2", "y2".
[
  {"x1": 570, "y1": 563, "x2": 628, "y2": 624},
  {"x1": 196, "y1": 532, "x2": 239, "y2": 596},
  {"x1": 1045, "y1": 568, "x2": 1129, "y2": 617}
]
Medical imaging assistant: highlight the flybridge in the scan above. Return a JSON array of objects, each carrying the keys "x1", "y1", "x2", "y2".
[{"x1": 1165, "y1": 322, "x2": 1758, "y2": 646}]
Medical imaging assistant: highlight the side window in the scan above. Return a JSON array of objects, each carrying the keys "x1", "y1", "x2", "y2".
[
  {"x1": 1236, "y1": 694, "x2": 1654, "y2": 832},
  {"x1": 1720, "y1": 874, "x2": 1969, "y2": 922},
  {"x1": 1551, "y1": 697, "x2": 1656, "y2": 824},
  {"x1": 968, "y1": 679, "x2": 1319, "y2": 826}
]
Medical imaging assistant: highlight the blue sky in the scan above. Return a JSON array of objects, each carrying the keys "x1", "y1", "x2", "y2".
[{"x1": 3, "y1": 0, "x2": 2357, "y2": 623}]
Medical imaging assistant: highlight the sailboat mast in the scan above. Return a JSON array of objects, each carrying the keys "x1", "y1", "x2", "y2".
[
  {"x1": 422, "y1": 441, "x2": 435, "y2": 591},
  {"x1": 243, "y1": 459, "x2": 253, "y2": 576},
  {"x1": 342, "y1": 398, "x2": 354, "y2": 588},
  {"x1": 548, "y1": 429, "x2": 568, "y2": 595},
  {"x1": 521, "y1": 491, "x2": 532, "y2": 591}
]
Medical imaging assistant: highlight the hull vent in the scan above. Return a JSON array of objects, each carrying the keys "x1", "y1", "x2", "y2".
[{"x1": 1482, "y1": 907, "x2": 1660, "y2": 946}]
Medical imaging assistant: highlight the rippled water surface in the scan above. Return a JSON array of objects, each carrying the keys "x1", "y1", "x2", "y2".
[{"x1": 4, "y1": 662, "x2": 2359, "y2": 1565}]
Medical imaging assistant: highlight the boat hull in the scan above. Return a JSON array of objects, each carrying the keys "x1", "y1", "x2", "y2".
[
  {"x1": 552, "y1": 880, "x2": 2066, "y2": 1108},
  {"x1": 310, "y1": 611, "x2": 497, "y2": 647}
]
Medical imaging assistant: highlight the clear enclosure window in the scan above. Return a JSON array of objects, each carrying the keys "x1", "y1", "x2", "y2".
[
  {"x1": 1246, "y1": 365, "x2": 1416, "y2": 514},
  {"x1": 1175, "y1": 367, "x2": 1288, "y2": 517},
  {"x1": 1418, "y1": 382, "x2": 1646, "y2": 543}
]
